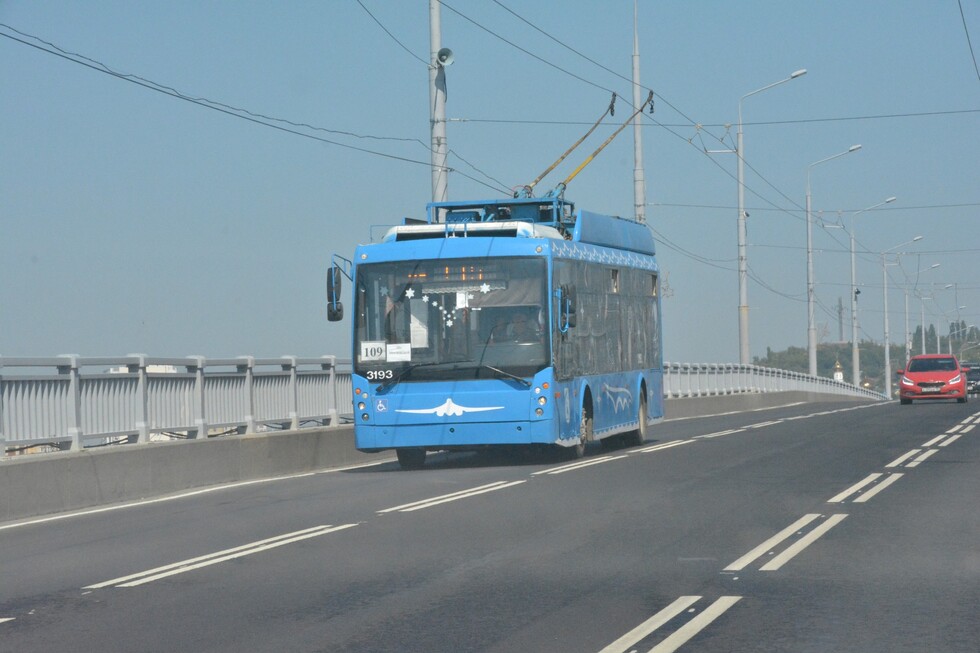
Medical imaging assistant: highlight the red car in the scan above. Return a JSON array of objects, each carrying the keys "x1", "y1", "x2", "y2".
[{"x1": 897, "y1": 354, "x2": 969, "y2": 404}]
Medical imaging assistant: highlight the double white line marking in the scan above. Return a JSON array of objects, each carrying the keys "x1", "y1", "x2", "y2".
[
  {"x1": 724, "y1": 513, "x2": 847, "y2": 572},
  {"x1": 378, "y1": 480, "x2": 526, "y2": 513},
  {"x1": 533, "y1": 456, "x2": 628, "y2": 476},
  {"x1": 85, "y1": 524, "x2": 357, "y2": 588},
  {"x1": 827, "y1": 473, "x2": 904, "y2": 503},
  {"x1": 598, "y1": 595, "x2": 742, "y2": 653}
]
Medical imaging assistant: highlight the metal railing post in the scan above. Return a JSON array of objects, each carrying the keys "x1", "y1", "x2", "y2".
[
  {"x1": 323, "y1": 355, "x2": 338, "y2": 427},
  {"x1": 283, "y1": 356, "x2": 299, "y2": 431},
  {"x1": 131, "y1": 354, "x2": 150, "y2": 443},
  {"x1": 59, "y1": 355, "x2": 84, "y2": 451},
  {"x1": 238, "y1": 356, "x2": 256, "y2": 434},
  {"x1": 0, "y1": 363, "x2": 5, "y2": 455},
  {"x1": 188, "y1": 356, "x2": 207, "y2": 439}
]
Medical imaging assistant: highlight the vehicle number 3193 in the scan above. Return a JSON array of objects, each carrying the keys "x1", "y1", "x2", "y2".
[{"x1": 365, "y1": 369, "x2": 394, "y2": 380}]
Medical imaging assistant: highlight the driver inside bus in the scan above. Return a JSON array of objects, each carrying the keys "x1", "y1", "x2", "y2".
[{"x1": 508, "y1": 311, "x2": 541, "y2": 343}]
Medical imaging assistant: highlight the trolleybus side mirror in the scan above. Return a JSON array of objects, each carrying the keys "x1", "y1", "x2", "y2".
[
  {"x1": 566, "y1": 286, "x2": 577, "y2": 328},
  {"x1": 558, "y1": 285, "x2": 577, "y2": 332},
  {"x1": 326, "y1": 266, "x2": 344, "y2": 321}
]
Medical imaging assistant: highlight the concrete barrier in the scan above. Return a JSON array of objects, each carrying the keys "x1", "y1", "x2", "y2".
[
  {"x1": 0, "y1": 425, "x2": 380, "y2": 524},
  {"x1": 0, "y1": 391, "x2": 874, "y2": 524}
]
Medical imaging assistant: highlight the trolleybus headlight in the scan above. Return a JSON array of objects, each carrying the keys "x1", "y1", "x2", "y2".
[
  {"x1": 535, "y1": 408, "x2": 544, "y2": 416},
  {"x1": 358, "y1": 402, "x2": 366, "y2": 410},
  {"x1": 537, "y1": 396, "x2": 547, "y2": 405},
  {"x1": 361, "y1": 413, "x2": 370, "y2": 421}
]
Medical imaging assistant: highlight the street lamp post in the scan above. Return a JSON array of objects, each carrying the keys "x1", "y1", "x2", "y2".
[
  {"x1": 849, "y1": 197, "x2": 897, "y2": 386},
  {"x1": 909, "y1": 263, "x2": 941, "y2": 356},
  {"x1": 942, "y1": 307, "x2": 968, "y2": 354},
  {"x1": 881, "y1": 236, "x2": 923, "y2": 399},
  {"x1": 736, "y1": 69, "x2": 806, "y2": 365},
  {"x1": 806, "y1": 144, "x2": 862, "y2": 376},
  {"x1": 920, "y1": 282, "x2": 953, "y2": 353}
]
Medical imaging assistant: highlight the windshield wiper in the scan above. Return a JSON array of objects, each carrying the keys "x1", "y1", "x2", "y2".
[
  {"x1": 479, "y1": 363, "x2": 532, "y2": 387},
  {"x1": 376, "y1": 360, "x2": 472, "y2": 392}
]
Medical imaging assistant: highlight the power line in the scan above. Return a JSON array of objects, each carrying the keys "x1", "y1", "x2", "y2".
[
  {"x1": 650, "y1": 201, "x2": 980, "y2": 213},
  {"x1": 356, "y1": 0, "x2": 429, "y2": 66},
  {"x1": 451, "y1": 108, "x2": 980, "y2": 128},
  {"x1": 958, "y1": 0, "x2": 980, "y2": 83},
  {"x1": 0, "y1": 23, "x2": 511, "y2": 195},
  {"x1": 437, "y1": 2, "x2": 809, "y2": 222}
]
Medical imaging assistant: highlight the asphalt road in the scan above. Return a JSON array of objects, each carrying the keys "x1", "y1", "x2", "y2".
[{"x1": 1, "y1": 399, "x2": 977, "y2": 652}]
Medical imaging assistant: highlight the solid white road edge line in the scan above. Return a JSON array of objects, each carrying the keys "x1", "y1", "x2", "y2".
[{"x1": 0, "y1": 459, "x2": 391, "y2": 533}]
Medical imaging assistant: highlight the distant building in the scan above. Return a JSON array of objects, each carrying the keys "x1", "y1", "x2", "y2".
[{"x1": 833, "y1": 360, "x2": 844, "y2": 383}]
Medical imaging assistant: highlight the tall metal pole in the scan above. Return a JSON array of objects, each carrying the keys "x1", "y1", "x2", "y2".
[
  {"x1": 632, "y1": 0, "x2": 646, "y2": 225},
  {"x1": 429, "y1": 0, "x2": 448, "y2": 204},
  {"x1": 921, "y1": 299, "x2": 926, "y2": 354},
  {"x1": 850, "y1": 227, "x2": 859, "y2": 385},
  {"x1": 806, "y1": 186, "x2": 817, "y2": 375},
  {"x1": 904, "y1": 288, "x2": 910, "y2": 365},
  {"x1": 805, "y1": 144, "x2": 861, "y2": 376},
  {"x1": 849, "y1": 196, "x2": 896, "y2": 386},
  {"x1": 735, "y1": 69, "x2": 805, "y2": 365},
  {"x1": 883, "y1": 256, "x2": 891, "y2": 398}
]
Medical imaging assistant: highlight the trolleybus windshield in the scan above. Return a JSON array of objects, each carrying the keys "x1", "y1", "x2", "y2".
[{"x1": 354, "y1": 257, "x2": 549, "y2": 383}]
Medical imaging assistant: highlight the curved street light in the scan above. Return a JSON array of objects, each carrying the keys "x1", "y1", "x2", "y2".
[
  {"x1": 881, "y1": 235, "x2": 922, "y2": 398},
  {"x1": 805, "y1": 144, "x2": 862, "y2": 376},
  {"x1": 735, "y1": 69, "x2": 806, "y2": 364},
  {"x1": 849, "y1": 196, "x2": 897, "y2": 386}
]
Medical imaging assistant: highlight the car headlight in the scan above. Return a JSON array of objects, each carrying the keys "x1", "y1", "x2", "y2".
[
  {"x1": 949, "y1": 374, "x2": 961, "y2": 384},
  {"x1": 901, "y1": 375, "x2": 915, "y2": 386}
]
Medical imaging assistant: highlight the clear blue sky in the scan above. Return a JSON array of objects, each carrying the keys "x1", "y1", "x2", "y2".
[{"x1": 2, "y1": 1, "x2": 978, "y2": 364}]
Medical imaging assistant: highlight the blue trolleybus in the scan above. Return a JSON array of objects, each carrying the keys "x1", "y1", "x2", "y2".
[{"x1": 328, "y1": 195, "x2": 663, "y2": 469}]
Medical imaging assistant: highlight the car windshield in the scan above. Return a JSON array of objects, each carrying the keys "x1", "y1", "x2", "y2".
[{"x1": 907, "y1": 357, "x2": 958, "y2": 373}]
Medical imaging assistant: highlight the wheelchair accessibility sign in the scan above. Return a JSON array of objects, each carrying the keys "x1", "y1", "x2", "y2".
[{"x1": 375, "y1": 399, "x2": 388, "y2": 412}]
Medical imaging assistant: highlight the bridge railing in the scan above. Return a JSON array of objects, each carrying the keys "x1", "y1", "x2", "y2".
[
  {"x1": 661, "y1": 362, "x2": 887, "y2": 401},
  {"x1": 1, "y1": 355, "x2": 352, "y2": 453},
  {"x1": 2, "y1": 356, "x2": 882, "y2": 455}
]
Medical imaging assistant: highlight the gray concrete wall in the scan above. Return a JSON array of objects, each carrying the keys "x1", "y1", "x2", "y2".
[
  {"x1": 0, "y1": 391, "x2": 870, "y2": 524},
  {"x1": 0, "y1": 426, "x2": 376, "y2": 524}
]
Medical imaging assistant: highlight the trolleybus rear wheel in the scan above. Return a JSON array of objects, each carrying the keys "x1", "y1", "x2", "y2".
[
  {"x1": 622, "y1": 391, "x2": 647, "y2": 447},
  {"x1": 569, "y1": 398, "x2": 593, "y2": 459}
]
